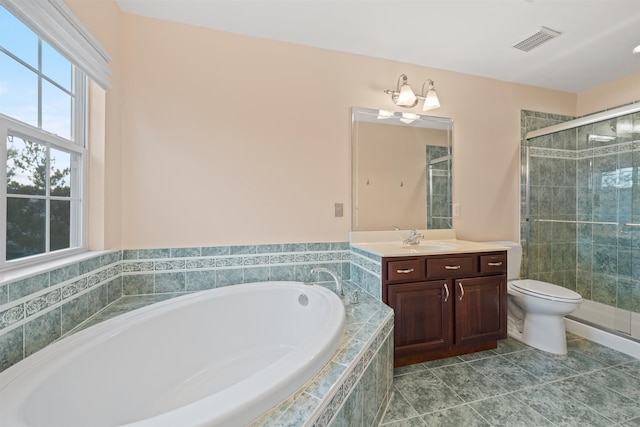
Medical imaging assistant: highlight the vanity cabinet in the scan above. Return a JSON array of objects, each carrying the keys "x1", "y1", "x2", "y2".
[{"x1": 382, "y1": 251, "x2": 507, "y2": 367}]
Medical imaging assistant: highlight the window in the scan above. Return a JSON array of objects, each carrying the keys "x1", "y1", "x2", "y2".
[{"x1": 0, "y1": 5, "x2": 86, "y2": 267}]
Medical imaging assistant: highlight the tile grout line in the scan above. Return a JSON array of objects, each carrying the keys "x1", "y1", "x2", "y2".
[{"x1": 385, "y1": 337, "x2": 640, "y2": 426}]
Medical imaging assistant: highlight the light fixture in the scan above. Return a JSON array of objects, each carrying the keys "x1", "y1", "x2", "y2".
[
  {"x1": 384, "y1": 74, "x2": 418, "y2": 107},
  {"x1": 384, "y1": 74, "x2": 441, "y2": 110},
  {"x1": 634, "y1": 44, "x2": 640, "y2": 55},
  {"x1": 421, "y1": 79, "x2": 440, "y2": 111}
]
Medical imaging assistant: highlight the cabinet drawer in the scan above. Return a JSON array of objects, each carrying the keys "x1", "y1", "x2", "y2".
[
  {"x1": 480, "y1": 253, "x2": 507, "y2": 274},
  {"x1": 426, "y1": 256, "x2": 474, "y2": 279},
  {"x1": 387, "y1": 260, "x2": 422, "y2": 282}
]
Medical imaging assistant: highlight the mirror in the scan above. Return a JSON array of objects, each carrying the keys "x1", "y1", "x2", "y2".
[{"x1": 351, "y1": 107, "x2": 453, "y2": 231}]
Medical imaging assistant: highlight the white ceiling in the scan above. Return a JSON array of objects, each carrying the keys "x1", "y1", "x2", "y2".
[{"x1": 116, "y1": 0, "x2": 640, "y2": 93}]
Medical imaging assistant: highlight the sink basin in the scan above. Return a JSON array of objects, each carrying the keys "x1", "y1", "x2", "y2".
[
  {"x1": 401, "y1": 242, "x2": 459, "y2": 251},
  {"x1": 402, "y1": 242, "x2": 458, "y2": 251}
]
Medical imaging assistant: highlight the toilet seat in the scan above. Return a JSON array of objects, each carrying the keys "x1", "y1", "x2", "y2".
[{"x1": 509, "y1": 279, "x2": 582, "y2": 303}]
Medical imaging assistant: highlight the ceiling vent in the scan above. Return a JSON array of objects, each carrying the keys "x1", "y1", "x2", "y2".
[{"x1": 513, "y1": 26, "x2": 562, "y2": 52}]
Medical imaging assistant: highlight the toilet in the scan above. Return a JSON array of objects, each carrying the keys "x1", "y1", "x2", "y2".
[{"x1": 488, "y1": 241, "x2": 582, "y2": 355}]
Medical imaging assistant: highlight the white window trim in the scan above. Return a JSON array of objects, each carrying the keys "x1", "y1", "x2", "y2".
[
  {"x1": 0, "y1": 1, "x2": 97, "y2": 271},
  {"x1": 0, "y1": 32, "x2": 89, "y2": 269},
  {"x1": 1, "y1": 0, "x2": 111, "y2": 89},
  {"x1": 0, "y1": 112, "x2": 88, "y2": 271}
]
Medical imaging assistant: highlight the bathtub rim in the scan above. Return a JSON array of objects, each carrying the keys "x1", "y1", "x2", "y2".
[{"x1": 0, "y1": 281, "x2": 346, "y2": 427}]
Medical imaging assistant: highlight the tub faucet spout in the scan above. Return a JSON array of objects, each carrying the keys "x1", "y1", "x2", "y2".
[{"x1": 311, "y1": 267, "x2": 344, "y2": 296}]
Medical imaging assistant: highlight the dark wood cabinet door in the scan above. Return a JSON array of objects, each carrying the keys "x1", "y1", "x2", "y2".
[
  {"x1": 387, "y1": 281, "x2": 452, "y2": 360},
  {"x1": 454, "y1": 275, "x2": 507, "y2": 346}
]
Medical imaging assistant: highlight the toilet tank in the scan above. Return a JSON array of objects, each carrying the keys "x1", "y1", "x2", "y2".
[{"x1": 484, "y1": 241, "x2": 522, "y2": 281}]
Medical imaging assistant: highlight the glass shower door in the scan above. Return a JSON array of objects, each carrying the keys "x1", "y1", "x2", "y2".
[
  {"x1": 579, "y1": 115, "x2": 632, "y2": 337},
  {"x1": 523, "y1": 106, "x2": 640, "y2": 341},
  {"x1": 624, "y1": 115, "x2": 640, "y2": 339},
  {"x1": 611, "y1": 130, "x2": 632, "y2": 337}
]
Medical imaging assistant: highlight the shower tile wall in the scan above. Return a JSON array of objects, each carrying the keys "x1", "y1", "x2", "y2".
[
  {"x1": 575, "y1": 134, "x2": 640, "y2": 310},
  {"x1": 527, "y1": 145, "x2": 577, "y2": 289},
  {"x1": 521, "y1": 110, "x2": 575, "y2": 284},
  {"x1": 426, "y1": 145, "x2": 452, "y2": 229},
  {"x1": 521, "y1": 108, "x2": 640, "y2": 316}
]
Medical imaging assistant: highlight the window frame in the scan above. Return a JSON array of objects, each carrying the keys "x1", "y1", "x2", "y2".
[{"x1": 0, "y1": 17, "x2": 88, "y2": 270}]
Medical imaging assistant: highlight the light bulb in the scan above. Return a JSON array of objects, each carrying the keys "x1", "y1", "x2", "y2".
[
  {"x1": 422, "y1": 89, "x2": 441, "y2": 111},
  {"x1": 396, "y1": 84, "x2": 417, "y2": 106}
]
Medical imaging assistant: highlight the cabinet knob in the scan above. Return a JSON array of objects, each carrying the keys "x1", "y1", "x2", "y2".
[
  {"x1": 487, "y1": 262, "x2": 503, "y2": 267},
  {"x1": 444, "y1": 265, "x2": 461, "y2": 270},
  {"x1": 396, "y1": 268, "x2": 415, "y2": 274}
]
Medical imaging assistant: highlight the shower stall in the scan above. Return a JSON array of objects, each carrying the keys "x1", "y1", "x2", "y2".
[{"x1": 521, "y1": 102, "x2": 640, "y2": 341}]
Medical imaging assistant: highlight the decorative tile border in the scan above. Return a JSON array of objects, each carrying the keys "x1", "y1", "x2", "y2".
[
  {"x1": 249, "y1": 289, "x2": 394, "y2": 427},
  {"x1": 322, "y1": 317, "x2": 393, "y2": 427},
  {"x1": 530, "y1": 139, "x2": 640, "y2": 160},
  {"x1": 350, "y1": 247, "x2": 383, "y2": 300},
  {"x1": 349, "y1": 248, "x2": 382, "y2": 275},
  {"x1": 0, "y1": 305, "x2": 23, "y2": 329},
  {"x1": 430, "y1": 169, "x2": 450, "y2": 177},
  {"x1": 120, "y1": 245, "x2": 351, "y2": 296},
  {"x1": 122, "y1": 247, "x2": 349, "y2": 275},
  {"x1": 577, "y1": 140, "x2": 640, "y2": 159},
  {"x1": 0, "y1": 261, "x2": 122, "y2": 334},
  {"x1": 529, "y1": 147, "x2": 577, "y2": 159},
  {"x1": 0, "y1": 242, "x2": 355, "y2": 372},
  {"x1": 1, "y1": 241, "x2": 392, "y2": 425}
]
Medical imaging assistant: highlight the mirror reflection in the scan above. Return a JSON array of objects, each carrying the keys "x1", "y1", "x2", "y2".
[{"x1": 351, "y1": 107, "x2": 453, "y2": 231}]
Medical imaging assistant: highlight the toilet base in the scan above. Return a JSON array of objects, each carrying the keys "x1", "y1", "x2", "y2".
[{"x1": 508, "y1": 313, "x2": 568, "y2": 355}]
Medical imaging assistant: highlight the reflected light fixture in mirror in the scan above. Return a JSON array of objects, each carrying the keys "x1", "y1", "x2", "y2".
[
  {"x1": 400, "y1": 113, "x2": 420, "y2": 124},
  {"x1": 384, "y1": 74, "x2": 441, "y2": 111}
]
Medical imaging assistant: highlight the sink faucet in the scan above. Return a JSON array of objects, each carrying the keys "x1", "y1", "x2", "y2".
[
  {"x1": 311, "y1": 267, "x2": 344, "y2": 296},
  {"x1": 403, "y1": 229, "x2": 424, "y2": 246}
]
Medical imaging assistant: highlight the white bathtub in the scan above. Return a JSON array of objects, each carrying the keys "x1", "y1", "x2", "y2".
[{"x1": 0, "y1": 281, "x2": 345, "y2": 427}]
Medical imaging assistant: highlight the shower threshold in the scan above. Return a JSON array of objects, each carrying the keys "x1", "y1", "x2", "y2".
[{"x1": 566, "y1": 299, "x2": 640, "y2": 357}]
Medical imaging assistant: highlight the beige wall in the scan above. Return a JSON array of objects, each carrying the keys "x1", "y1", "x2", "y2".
[
  {"x1": 576, "y1": 72, "x2": 640, "y2": 116},
  {"x1": 65, "y1": 2, "x2": 638, "y2": 249},
  {"x1": 66, "y1": 0, "x2": 123, "y2": 251}
]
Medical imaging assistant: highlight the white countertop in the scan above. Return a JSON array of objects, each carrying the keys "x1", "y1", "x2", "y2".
[{"x1": 350, "y1": 229, "x2": 509, "y2": 257}]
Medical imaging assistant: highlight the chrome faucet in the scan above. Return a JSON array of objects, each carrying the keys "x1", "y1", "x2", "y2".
[
  {"x1": 311, "y1": 267, "x2": 344, "y2": 296},
  {"x1": 403, "y1": 229, "x2": 424, "y2": 246}
]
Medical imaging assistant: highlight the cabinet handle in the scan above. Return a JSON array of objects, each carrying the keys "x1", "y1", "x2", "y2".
[
  {"x1": 458, "y1": 282, "x2": 465, "y2": 301},
  {"x1": 396, "y1": 268, "x2": 415, "y2": 274},
  {"x1": 487, "y1": 262, "x2": 503, "y2": 267},
  {"x1": 443, "y1": 283, "x2": 450, "y2": 302},
  {"x1": 444, "y1": 265, "x2": 461, "y2": 270}
]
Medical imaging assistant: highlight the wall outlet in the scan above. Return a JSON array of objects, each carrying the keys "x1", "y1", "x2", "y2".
[
  {"x1": 452, "y1": 203, "x2": 460, "y2": 217},
  {"x1": 335, "y1": 203, "x2": 344, "y2": 217}
]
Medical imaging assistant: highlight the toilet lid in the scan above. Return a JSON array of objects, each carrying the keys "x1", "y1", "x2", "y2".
[{"x1": 509, "y1": 279, "x2": 582, "y2": 302}]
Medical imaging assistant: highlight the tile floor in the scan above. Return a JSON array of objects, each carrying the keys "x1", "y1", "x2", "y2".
[{"x1": 381, "y1": 334, "x2": 640, "y2": 427}]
